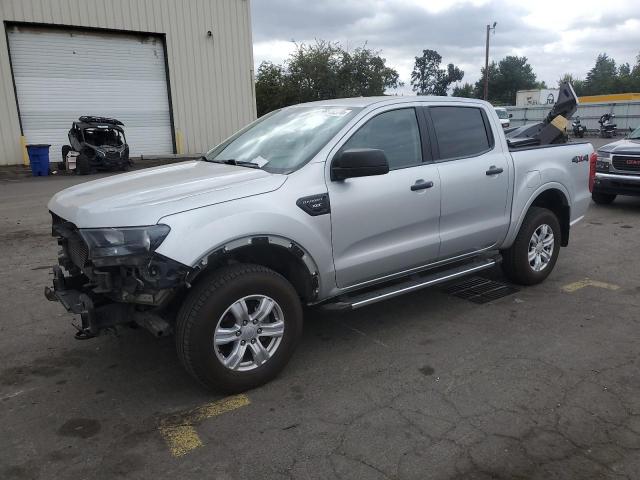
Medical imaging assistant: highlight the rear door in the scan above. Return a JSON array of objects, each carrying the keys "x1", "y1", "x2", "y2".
[
  {"x1": 427, "y1": 105, "x2": 511, "y2": 259},
  {"x1": 328, "y1": 106, "x2": 441, "y2": 288}
]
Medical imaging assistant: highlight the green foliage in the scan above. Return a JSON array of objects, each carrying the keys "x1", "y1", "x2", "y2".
[
  {"x1": 254, "y1": 40, "x2": 401, "y2": 117},
  {"x1": 254, "y1": 62, "x2": 293, "y2": 117},
  {"x1": 451, "y1": 82, "x2": 476, "y2": 98},
  {"x1": 338, "y1": 46, "x2": 401, "y2": 98},
  {"x1": 475, "y1": 56, "x2": 539, "y2": 104},
  {"x1": 410, "y1": 49, "x2": 464, "y2": 96},
  {"x1": 559, "y1": 53, "x2": 640, "y2": 97}
]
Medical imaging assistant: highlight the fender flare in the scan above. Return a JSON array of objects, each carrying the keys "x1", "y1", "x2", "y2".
[
  {"x1": 194, "y1": 234, "x2": 320, "y2": 279},
  {"x1": 502, "y1": 182, "x2": 571, "y2": 248}
]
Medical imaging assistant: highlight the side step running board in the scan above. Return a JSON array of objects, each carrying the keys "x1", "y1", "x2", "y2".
[{"x1": 325, "y1": 256, "x2": 500, "y2": 311}]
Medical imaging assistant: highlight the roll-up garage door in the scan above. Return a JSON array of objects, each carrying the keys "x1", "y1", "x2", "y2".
[{"x1": 7, "y1": 25, "x2": 174, "y2": 163}]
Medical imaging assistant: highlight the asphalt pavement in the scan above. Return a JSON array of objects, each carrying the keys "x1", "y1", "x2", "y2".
[{"x1": 1, "y1": 138, "x2": 639, "y2": 479}]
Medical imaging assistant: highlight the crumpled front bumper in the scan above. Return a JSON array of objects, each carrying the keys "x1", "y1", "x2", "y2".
[{"x1": 45, "y1": 265, "x2": 134, "y2": 338}]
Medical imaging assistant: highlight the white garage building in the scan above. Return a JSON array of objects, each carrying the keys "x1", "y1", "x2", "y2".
[{"x1": 0, "y1": 0, "x2": 256, "y2": 166}]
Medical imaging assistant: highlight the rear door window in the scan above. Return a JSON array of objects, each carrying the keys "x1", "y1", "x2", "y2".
[{"x1": 430, "y1": 106, "x2": 492, "y2": 160}]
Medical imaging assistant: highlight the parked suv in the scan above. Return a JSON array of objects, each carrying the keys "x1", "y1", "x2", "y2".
[
  {"x1": 592, "y1": 126, "x2": 640, "y2": 204},
  {"x1": 46, "y1": 96, "x2": 592, "y2": 392}
]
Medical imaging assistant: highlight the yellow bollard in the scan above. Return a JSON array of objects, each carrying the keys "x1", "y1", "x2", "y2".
[
  {"x1": 20, "y1": 136, "x2": 29, "y2": 166},
  {"x1": 175, "y1": 129, "x2": 184, "y2": 154}
]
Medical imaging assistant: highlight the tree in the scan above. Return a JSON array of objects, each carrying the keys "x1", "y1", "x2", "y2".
[
  {"x1": 561, "y1": 53, "x2": 640, "y2": 97},
  {"x1": 494, "y1": 56, "x2": 538, "y2": 104},
  {"x1": 254, "y1": 62, "x2": 293, "y2": 117},
  {"x1": 473, "y1": 61, "x2": 499, "y2": 101},
  {"x1": 473, "y1": 56, "x2": 538, "y2": 104},
  {"x1": 558, "y1": 73, "x2": 586, "y2": 96},
  {"x1": 410, "y1": 49, "x2": 464, "y2": 96},
  {"x1": 583, "y1": 54, "x2": 617, "y2": 95},
  {"x1": 452, "y1": 82, "x2": 476, "y2": 98},
  {"x1": 338, "y1": 46, "x2": 401, "y2": 98},
  {"x1": 254, "y1": 40, "x2": 401, "y2": 116}
]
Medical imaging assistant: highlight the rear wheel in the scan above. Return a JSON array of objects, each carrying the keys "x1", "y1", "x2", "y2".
[
  {"x1": 501, "y1": 207, "x2": 560, "y2": 285},
  {"x1": 175, "y1": 264, "x2": 303, "y2": 393},
  {"x1": 591, "y1": 192, "x2": 616, "y2": 205},
  {"x1": 60, "y1": 145, "x2": 71, "y2": 170}
]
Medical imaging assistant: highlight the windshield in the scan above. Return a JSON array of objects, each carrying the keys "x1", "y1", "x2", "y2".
[
  {"x1": 629, "y1": 127, "x2": 640, "y2": 139},
  {"x1": 495, "y1": 109, "x2": 509, "y2": 119},
  {"x1": 204, "y1": 106, "x2": 362, "y2": 174},
  {"x1": 83, "y1": 128, "x2": 124, "y2": 147}
]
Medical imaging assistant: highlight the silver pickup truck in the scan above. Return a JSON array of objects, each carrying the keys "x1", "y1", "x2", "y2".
[{"x1": 46, "y1": 91, "x2": 593, "y2": 392}]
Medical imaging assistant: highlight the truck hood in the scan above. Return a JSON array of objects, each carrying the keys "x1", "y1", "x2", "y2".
[
  {"x1": 48, "y1": 161, "x2": 287, "y2": 228},
  {"x1": 598, "y1": 138, "x2": 640, "y2": 154}
]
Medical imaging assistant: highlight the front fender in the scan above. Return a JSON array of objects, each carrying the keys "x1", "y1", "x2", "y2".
[{"x1": 155, "y1": 191, "x2": 336, "y2": 297}]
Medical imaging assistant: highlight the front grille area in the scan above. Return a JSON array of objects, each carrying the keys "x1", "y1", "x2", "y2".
[
  {"x1": 105, "y1": 151, "x2": 121, "y2": 163},
  {"x1": 612, "y1": 155, "x2": 640, "y2": 172},
  {"x1": 51, "y1": 213, "x2": 89, "y2": 269},
  {"x1": 67, "y1": 232, "x2": 89, "y2": 268}
]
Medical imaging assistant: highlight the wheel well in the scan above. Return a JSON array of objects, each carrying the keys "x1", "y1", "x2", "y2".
[
  {"x1": 530, "y1": 189, "x2": 570, "y2": 246},
  {"x1": 203, "y1": 243, "x2": 318, "y2": 302}
]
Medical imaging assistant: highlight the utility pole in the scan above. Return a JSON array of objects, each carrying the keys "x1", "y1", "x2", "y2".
[{"x1": 484, "y1": 22, "x2": 497, "y2": 101}]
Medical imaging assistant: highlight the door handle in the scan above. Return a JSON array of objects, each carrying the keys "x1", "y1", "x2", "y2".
[
  {"x1": 410, "y1": 180, "x2": 434, "y2": 191},
  {"x1": 486, "y1": 166, "x2": 504, "y2": 175}
]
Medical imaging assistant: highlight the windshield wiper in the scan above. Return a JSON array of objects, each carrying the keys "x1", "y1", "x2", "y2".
[{"x1": 201, "y1": 157, "x2": 261, "y2": 169}]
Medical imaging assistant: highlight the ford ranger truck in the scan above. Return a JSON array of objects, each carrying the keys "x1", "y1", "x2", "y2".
[{"x1": 46, "y1": 93, "x2": 593, "y2": 392}]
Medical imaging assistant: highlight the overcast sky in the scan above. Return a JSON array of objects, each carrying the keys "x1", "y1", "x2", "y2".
[{"x1": 251, "y1": 0, "x2": 640, "y2": 94}]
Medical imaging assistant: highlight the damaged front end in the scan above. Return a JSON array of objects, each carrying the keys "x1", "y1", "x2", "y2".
[{"x1": 45, "y1": 213, "x2": 192, "y2": 339}]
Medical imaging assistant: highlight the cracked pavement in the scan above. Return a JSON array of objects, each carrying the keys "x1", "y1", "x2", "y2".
[{"x1": 1, "y1": 149, "x2": 640, "y2": 479}]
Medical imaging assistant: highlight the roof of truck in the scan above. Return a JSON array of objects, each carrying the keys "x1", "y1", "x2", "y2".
[{"x1": 293, "y1": 95, "x2": 490, "y2": 109}]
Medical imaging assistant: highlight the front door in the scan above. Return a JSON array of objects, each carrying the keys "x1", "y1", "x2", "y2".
[{"x1": 327, "y1": 107, "x2": 441, "y2": 288}]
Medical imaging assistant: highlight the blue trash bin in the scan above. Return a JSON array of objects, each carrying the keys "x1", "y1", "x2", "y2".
[{"x1": 26, "y1": 144, "x2": 51, "y2": 176}]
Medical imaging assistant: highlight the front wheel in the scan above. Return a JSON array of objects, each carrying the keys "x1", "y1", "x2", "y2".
[
  {"x1": 501, "y1": 207, "x2": 561, "y2": 285},
  {"x1": 592, "y1": 192, "x2": 616, "y2": 205},
  {"x1": 175, "y1": 264, "x2": 303, "y2": 393},
  {"x1": 76, "y1": 154, "x2": 91, "y2": 175}
]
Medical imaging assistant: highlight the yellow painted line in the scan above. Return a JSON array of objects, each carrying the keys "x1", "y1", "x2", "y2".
[
  {"x1": 159, "y1": 424, "x2": 203, "y2": 457},
  {"x1": 562, "y1": 279, "x2": 620, "y2": 293},
  {"x1": 159, "y1": 394, "x2": 250, "y2": 457}
]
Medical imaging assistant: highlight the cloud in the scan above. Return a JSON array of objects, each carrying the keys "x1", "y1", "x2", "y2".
[{"x1": 251, "y1": 0, "x2": 640, "y2": 93}]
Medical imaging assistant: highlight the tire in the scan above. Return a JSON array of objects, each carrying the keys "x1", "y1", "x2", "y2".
[
  {"x1": 175, "y1": 264, "x2": 303, "y2": 393},
  {"x1": 76, "y1": 154, "x2": 91, "y2": 175},
  {"x1": 592, "y1": 192, "x2": 616, "y2": 205},
  {"x1": 501, "y1": 207, "x2": 561, "y2": 285},
  {"x1": 61, "y1": 145, "x2": 71, "y2": 163},
  {"x1": 59, "y1": 145, "x2": 71, "y2": 171}
]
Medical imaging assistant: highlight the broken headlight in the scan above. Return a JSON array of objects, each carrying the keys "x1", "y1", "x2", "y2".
[{"x1": 80, "y1": 225, "x2": 170, "y2": 259}]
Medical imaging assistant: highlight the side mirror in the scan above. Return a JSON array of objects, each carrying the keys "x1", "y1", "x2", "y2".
[
  {"x1": 331, "y1": 148, "x2": 389, "y2": 181},
  {"x1": 509, "y1": 113, "x2": 513, "y2": 118}
]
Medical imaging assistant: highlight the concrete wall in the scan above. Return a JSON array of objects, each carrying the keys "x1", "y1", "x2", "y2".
[{"x1": 0, "y1": 0, "x2": 256, "y2": 165}]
